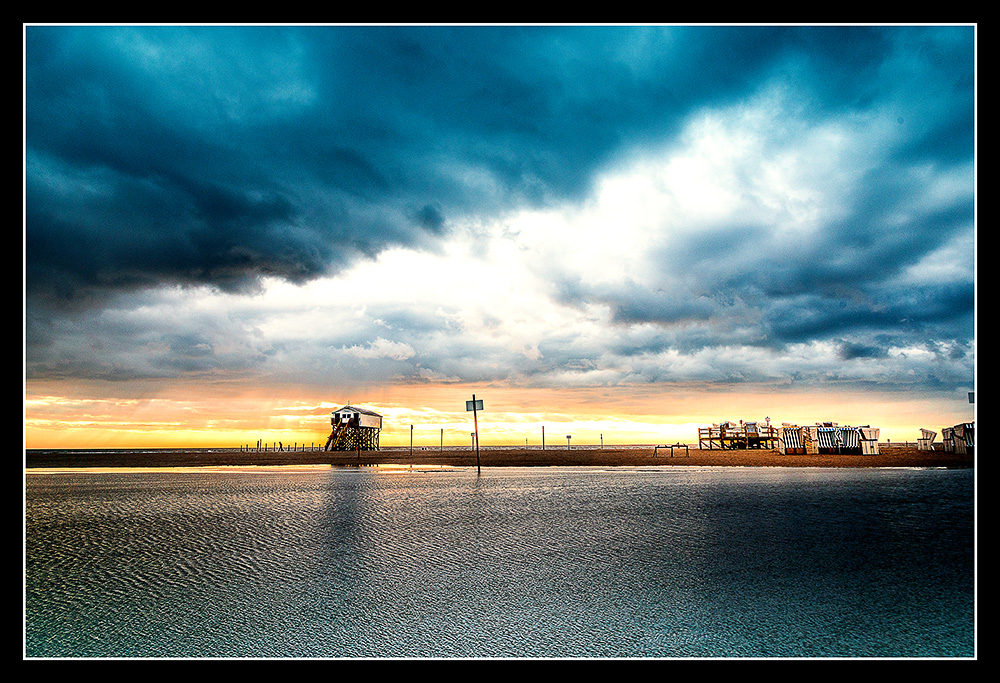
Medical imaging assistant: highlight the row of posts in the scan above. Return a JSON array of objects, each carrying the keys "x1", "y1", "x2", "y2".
[
  {"x1": 240, "y1": 440, "x2": 324, "y2": 452},
  {"x1": 406, "y1": 424, "x2": 603, "y2": 451},
  {"x1": 242, "y1": 431, "x2": 607, "y2": 452},
  {"x1": 242, "y1": 430, "x2": 606, "y2": 453}
]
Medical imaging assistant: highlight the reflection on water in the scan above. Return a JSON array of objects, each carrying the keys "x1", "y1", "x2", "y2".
[{"x1": 25, "y1": 467, "x2": 974, "y2": 658}]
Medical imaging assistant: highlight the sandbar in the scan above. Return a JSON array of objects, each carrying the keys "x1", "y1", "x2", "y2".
[{"x1": 24, "y1": 444, "x2": 973, "y2": 470}]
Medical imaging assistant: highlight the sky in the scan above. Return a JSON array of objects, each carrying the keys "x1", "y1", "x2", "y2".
[{"x1": 24, "y1": 24, "x2": 976, "y2": 449}]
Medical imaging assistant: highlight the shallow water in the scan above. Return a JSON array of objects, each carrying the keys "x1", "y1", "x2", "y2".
[{"x1": 24, "y1": 466, "x2": 975, "y2": 658}]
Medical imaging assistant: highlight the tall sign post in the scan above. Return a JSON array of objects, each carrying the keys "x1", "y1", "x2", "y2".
[{"x1": 466, "y1": 394, "x2": 483, "y2": 474}]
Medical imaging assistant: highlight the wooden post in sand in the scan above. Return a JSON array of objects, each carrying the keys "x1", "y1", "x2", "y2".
[{"x1": 467, "y1": 395, "x2": 482, "y2": 475}]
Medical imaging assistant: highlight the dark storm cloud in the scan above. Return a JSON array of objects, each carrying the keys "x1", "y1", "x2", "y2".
[
  {"x1": 838, "y1": 341, "x2": 885, "y2": 361},
  {"x1": 25, "y1": 25, "x2": 909, "y2": 307},
  {"x1": 24, "y1": 25, "x2": 975, "y2": 393},
  {"x1": 545, "y1": 24, "x2": 974, "y2": 367}
]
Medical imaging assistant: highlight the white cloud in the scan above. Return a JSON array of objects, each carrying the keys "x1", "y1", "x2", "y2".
[{"x1": 341, "y1": 337, "x2": 416, "y2": 361}]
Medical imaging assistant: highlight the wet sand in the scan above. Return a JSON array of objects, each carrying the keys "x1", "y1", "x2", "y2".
[{"x1": 25, "y1": 444, "x2": 973, "y2": 470}]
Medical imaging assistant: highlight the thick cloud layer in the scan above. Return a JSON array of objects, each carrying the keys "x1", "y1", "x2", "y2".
[{"x1": 24, "y1": 25, "x2": 975, "y2": 395}]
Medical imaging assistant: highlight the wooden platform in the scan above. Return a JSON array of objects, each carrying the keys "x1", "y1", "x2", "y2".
[{"x1": 698, "y1": 422, "x2": 778, "y2": 450}]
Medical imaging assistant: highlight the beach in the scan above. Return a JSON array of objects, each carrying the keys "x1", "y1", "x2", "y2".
[{"x1": 24, "y1": 443, "x2": 973, "y2": 470}]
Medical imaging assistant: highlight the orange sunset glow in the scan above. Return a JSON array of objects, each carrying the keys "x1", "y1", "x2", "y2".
[{"x1": 24, "y1": 380, "x2": 974, "y2": 450}]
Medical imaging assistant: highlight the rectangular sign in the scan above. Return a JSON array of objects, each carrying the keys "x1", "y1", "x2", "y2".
[{"x1": 466, "y1": 399, "x2": 484, "y2": 411}]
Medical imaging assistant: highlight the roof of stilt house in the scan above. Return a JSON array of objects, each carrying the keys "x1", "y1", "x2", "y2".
[
  {"x1": 331, "y1": 404, "x2": 383, "y2": 430},
  {"x1": 333, "y1": 404, "x2": 383, "y2": 417}
]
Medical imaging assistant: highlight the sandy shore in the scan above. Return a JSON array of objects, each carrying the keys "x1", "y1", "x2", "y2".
[{"x1": 25, "y1": 444, "x2": 973, "y2": 470}]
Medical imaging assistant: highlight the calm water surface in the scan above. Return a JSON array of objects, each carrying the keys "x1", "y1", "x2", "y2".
[{"x1": 25, "y1": 466, "x2": 975, "y2": 658}]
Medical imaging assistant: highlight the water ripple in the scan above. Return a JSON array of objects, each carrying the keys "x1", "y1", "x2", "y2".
[{"x1": 26, "y1": 467, "x2": 975, "y2": 658}]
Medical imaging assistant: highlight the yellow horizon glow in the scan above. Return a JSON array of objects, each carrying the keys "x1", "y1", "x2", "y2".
[{"x1": 24, "y1": 381, "x2": 975, "y2": 450}]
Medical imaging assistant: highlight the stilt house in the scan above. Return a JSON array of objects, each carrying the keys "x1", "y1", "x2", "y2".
[{"x1": 325, "y1": 405, "x2": 383, "y2": 451}]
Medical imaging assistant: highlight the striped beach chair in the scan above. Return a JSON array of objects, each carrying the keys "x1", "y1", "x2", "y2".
[
  {"x1": 779, "y1": 426, "x2": 804, "y2": 454},
  {"x1": 816, "y1": 427, "x2": 837, "y2": 450},
  {"x1": 918, "y1": 428, "x2": 937, "y2": 451},
  {"x1": 817, "y1": 427, "x2": 862, "y2": 453}
]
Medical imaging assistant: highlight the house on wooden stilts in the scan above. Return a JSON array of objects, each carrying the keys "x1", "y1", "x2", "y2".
[{"x1": 325, "y1": 405, "x2": 383, "y2": 451}]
